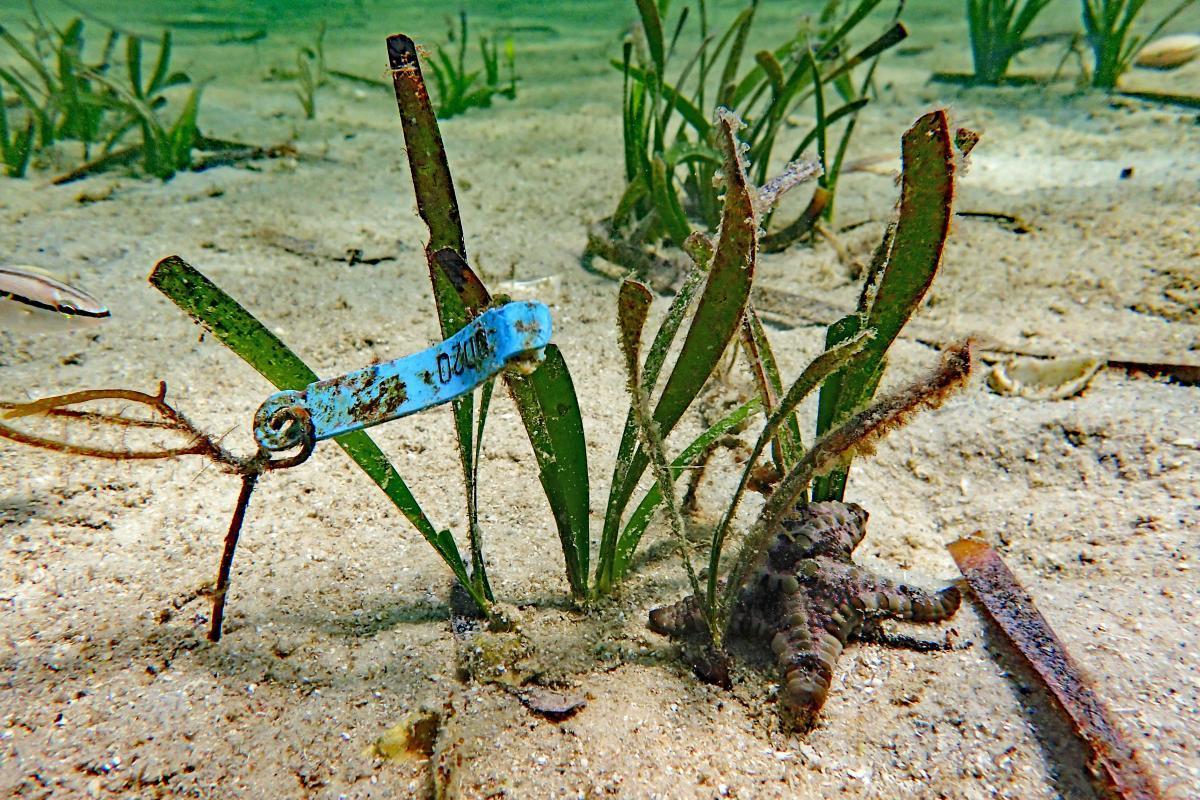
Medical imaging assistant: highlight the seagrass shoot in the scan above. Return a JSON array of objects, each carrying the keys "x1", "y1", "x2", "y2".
[
  {"x1": 1, "y1": 12, "x2": 290, "y2": 183},
  {"x1": 0, "y1": 14, "x2": 204, "y2": 180},
  {"x1": 2, "y1": 35, "x2": 978, "y2": 735},
  {"x1": 425, "y1": 11, "x2": 518, "y2": 119},
  {"x1": 294, "y1": 22, "x2": 327, "y2": 120},
  {"x1": 964, "y1": 0, "x2": 1059, "y2": 84},
  {"x1": 3, "y1": 12, "x2": 1187, "y2": 788},
  {"x1": 0, "y1": 32, "x2": 539, "y2": 639},
  {"x1": 588, "y1": 0, "x2": 909, "y2": 284},
  {"x1": 618, "y1": 104, "x2": 978, "y2": 729},
  {"x1": 1081, "y1": 0, "x2": 1197, "y2": 89}
]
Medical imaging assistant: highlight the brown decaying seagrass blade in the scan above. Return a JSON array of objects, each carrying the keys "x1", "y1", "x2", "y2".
[{"x1": 948, "y1": 539, "x2": 1163, "y2": 800}]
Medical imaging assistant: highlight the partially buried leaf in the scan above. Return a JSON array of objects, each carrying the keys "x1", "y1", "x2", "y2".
[{"x1": 948, "y1": 539, "x2": 1164, "y2": 800}]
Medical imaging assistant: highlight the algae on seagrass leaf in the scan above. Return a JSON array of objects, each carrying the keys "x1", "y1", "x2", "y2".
[{"x1": 812, "y1": 109, "x2": 962, "y2": 503}]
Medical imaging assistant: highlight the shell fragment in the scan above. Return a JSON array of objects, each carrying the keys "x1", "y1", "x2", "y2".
[
  {"x1": 987, "y1": 355, "x2": 1103, "y2": 400},
  {"x1": 1134, "y1": 34, "x2": 1200, "y2": 70}
]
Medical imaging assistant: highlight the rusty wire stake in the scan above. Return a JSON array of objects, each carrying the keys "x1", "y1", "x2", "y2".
[{"x1": 208, "y1": 411, "x2": 316, "y2": 642}]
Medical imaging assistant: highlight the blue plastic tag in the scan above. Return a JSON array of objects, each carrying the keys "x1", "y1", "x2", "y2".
[{"x1": 253, "y1": 300, "x2": 552, "y2": 451}]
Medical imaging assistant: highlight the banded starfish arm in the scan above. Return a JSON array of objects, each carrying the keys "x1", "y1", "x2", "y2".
[
  {"x1": 851, "y1": 573, "x2": 962, "y2": 623},
  {"x1": 647, "y1": 593, "x2": 707, "y2": 639},
  {"x1": 647, "y1": 501, "x2": 962, "y2": 733},
  {"x1": 764, "y1": 558, "x2": 960, "y2": 731},
  {"x1": 771, "y1": 591, "x2": 845, "y2": 732}
]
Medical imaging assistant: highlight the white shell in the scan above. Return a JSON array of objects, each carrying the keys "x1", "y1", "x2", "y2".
[
  {"x1": 1134, "y1": 34, "x2": 1200, "y2": 70},
  {"x1": 987, "y1": 356, "x2": 1103, "y2": 400}
]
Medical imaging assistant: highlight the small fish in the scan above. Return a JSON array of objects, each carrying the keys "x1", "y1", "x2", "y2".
[{"x1": 0, "y1": 265, "x2": 111, "y2": 332}]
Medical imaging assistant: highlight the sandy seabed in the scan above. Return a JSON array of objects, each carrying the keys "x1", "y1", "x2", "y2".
[{"x1": 1, "y1": 0, "x2": 1198, "y2": 797}]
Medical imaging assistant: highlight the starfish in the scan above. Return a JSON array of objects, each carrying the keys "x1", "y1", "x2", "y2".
[{"x1": 649, "y1": 501, "x2": 961, "y2": 732}]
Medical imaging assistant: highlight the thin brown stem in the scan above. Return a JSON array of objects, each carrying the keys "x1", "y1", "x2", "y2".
[
  {"x1": 208, "y1": 473, "x2": 259, "y2": 642},
  {"x1": 0, "y1": 419, "x2": 211, "y2": 460},
  {"x1": 0, "y1": 404, "x2": 180, "y2": 431},
  {"x1": 1, "y1": 383, "x2": 318, "y2": 643}
]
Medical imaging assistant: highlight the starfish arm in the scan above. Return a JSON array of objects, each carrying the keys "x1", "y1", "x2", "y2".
[
  {"x1": 649, "y1": 501, "x2": 962, "y2": 733},
  {"x1": 852, "y1": 575, "x2": 962, "y2": 623},
  {"x1": 770, "y1": 590, "x2": 855, "y2": 732},
  {"x1": 730, "y1": 591, "x2": 775, "y2": 638},
  {"x1": 648, "y1": 593, "x2": 707, "y2": 639},
  {"x1": 776, "y1": 501, "x2": 870, "y2": 564}
]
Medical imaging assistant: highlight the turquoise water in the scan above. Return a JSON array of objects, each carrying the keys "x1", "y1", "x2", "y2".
[
  {"x1": 3, "y1": 0, "x2": 1196, "y2": 128},
  {"x1": 3, "y1": 0, "x2": 1195, "y2": 133}
]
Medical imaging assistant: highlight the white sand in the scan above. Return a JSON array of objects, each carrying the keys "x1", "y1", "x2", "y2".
[{"x1": 2, "y1": 0, "x2": 1198, "y2": 797}]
